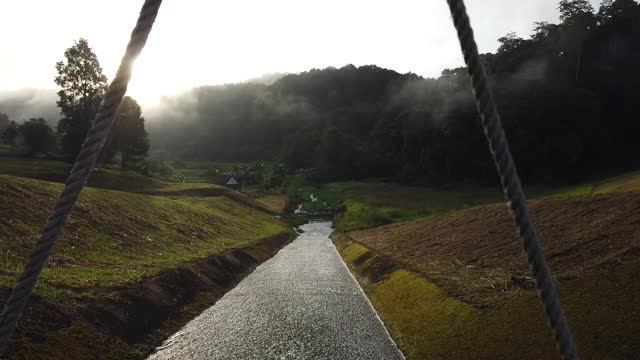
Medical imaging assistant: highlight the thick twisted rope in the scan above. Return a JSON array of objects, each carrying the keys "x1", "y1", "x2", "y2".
[
  {"x1": 444, "y1": 0, "x2": 578, "y2": 359},
  {"x1": 0, "y1": 0, "x2": 162, "y2": 355}
]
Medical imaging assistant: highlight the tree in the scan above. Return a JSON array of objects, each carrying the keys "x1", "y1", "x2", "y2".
[
  {"x1": 281, "y1": 128, "x2": 319, "y2": 171},
  {"x1": 558, "y1": 0, "x2": 595, "y2": 22},
  {"x1": 0, "y1": 112, "x2": 9, "y2": 133},
  {"x1": 19, "y1": 118, "x2": 55, "y2": 156},
  {"x1": 531, "y1": 22, "x2": 560, "y2": 41},
  {"x1": 597, "y1": 0, "x2": 639, "y2": 24},
  {"x1": 55, "y1": 38, "x2": 108, "y2": 159},
  {"x1": 2, "y1": 121, "x2": 19, "y2": 148},
  {"x1": 315, "y1": 127, "x2": 366, "y2": 181},
  {"x1": 497, "y1": 32, "x2": 526, "y2": 54},
  {"x1": 102, "y1": 96, "x2": 150, "y2": 168}
]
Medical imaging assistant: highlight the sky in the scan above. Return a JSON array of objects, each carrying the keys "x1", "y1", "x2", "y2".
[{"x1": 0, "y1": 0, "x2": 602, "y2": 107}]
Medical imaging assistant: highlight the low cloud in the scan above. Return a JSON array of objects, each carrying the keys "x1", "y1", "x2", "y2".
[{"x1": 0, "y1": 88, "x2": 59, "y2": 124}]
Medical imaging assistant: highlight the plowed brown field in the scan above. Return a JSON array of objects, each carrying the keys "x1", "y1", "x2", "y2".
[{"x1": 349, "y1": 192, "x2": 640, "y2": 305}]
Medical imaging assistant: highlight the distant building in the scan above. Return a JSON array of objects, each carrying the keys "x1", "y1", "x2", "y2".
[{"x1": 225, "y1": 176, "x2": 240, "y2": 189}]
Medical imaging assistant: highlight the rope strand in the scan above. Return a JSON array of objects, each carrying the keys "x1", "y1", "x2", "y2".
[
  {"x1": 444, "y1": 1, "x2": 579, "y2": 359},
  {"x1": 0, "y1": 0, "x2": 163, "y2": 355}
]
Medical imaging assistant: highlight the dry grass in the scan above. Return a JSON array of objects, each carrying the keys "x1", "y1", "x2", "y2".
[
  {"x1": 348, "y1": 192, "x2": 640, "y2": 306},
  {"x1": 593, "y1": 171, "x2": 640, "y2": 194},
  {"x1": 337, "y1": 185, "x2": 640, "y2": 359},
  {"x1": 252, "y1": 194, "x2": 289, "y2": 214},
  {"x1": 336, "y1": 234, "x2": 640, "y2": 359}
]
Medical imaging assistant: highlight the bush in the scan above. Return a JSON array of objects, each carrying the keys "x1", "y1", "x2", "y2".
[
  {"x1": 20, "y1": 118, "x2": 55, "y2": 156},
  {"x1": 148, "y1": 160, "x2": 184, "y2": 182}
]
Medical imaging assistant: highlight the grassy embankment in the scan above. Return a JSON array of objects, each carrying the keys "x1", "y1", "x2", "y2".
[
  {"x1": 333, "y1": 172, "x2": 640, "y2": 359},
  {"x1": 0, "y1": 175, "x2": 287, "y2": 296},
  {"x1": 0, "y1": 154, "x2": 293, "y2": 358}
]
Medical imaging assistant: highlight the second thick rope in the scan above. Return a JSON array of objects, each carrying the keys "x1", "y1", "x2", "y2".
[{"x1": 444, "y1": 0, "x2": 579, "y2": 359}]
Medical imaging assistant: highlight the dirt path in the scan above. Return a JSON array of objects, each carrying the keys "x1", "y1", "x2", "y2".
[{"x1": 148, "y1": 222, "x2": 403, "y2": 360}]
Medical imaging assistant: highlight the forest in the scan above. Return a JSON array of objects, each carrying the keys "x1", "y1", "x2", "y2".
[{"x1": 149, "y1": 0, "x2": 640, "y2": 185}]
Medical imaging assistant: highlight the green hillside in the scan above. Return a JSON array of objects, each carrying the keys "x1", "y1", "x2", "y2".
[{"x1": 0, "y1": 174, "x2": 287, "y2": 297}]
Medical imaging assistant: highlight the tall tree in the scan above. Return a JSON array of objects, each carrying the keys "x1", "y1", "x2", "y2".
[
  {"x1": 497, "y1": 32, "x2": 526, "y2": 54},
  {"x1": 0, "y1": 112, "x2": 9, "y2": 133},
  {"x1": 597, "y1": 0, "x2": 639, "y2": 23},
  {"x1": 558, "y1": 0, "x2": 595, "y2": 22},
  {"x1": 102, "y1": 96, "x2": 150, "y2": 168},
  {"x1": 531, "y1": 22, "x2": 560, "y2": 41},
  {"x1": 55, "y1": 38, "x2": 108, "y2": 159}
]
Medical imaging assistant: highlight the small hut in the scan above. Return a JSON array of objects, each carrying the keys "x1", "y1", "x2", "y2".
[{"x1": 225, "y1": 176, "x2": 240, "y2": 190}]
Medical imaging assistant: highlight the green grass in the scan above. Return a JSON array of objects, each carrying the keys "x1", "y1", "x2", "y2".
[
  {"x1": 593, "y1": 170, "x2": 640, "y2": 194},
  {"x1": 0, "y1": 155, "x2": 71, "y2": 182},
  {"x1": 0, "y1": 175, "x2": 288, "y2": 298},
  {"x1": 0, "y1": 156, "x2": 290, "y2": 358},
  {"x1": 283, "y1": 175, "x2": 505, "y2": 231},
  {"x1": 8, "y1": 155, "x2": 637, "y2": 233},
  {"x1": 333, "y1": 174, "x2": 640, "y2": 233},
  {"x1": 526, "y1": 183, "x2": 598, "y2": 198},
  {"x1": 0, "y1": 154, "x2": 237, "y2": 196},
  {"x1": 160, "y1": 159, "x2": 279, "y2": 185},
  {"x1": 283, "y1": 175, "x2": 344, "y2": 213},
  {"x1": 163, "y1": 160, "x2": 220, "y2": 183},
  {"x1": 285, "y1": 175, "x2": 613, "y2": 232},
  {"x1": 284, "y1": 170, "x2": 640, "y2": 232},
  {"x1": 329, "y1": 181, "x2": 504, "y2": 231},
  {"x1": 0, "y1": 156, "x2": 290, "y2": 204},
  {"x1": 526, "y1": 170, "x2": 640, "y2": 198}
]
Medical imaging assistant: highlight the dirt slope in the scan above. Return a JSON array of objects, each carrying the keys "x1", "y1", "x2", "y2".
[
  {"x1": 349, "y1": 192, "x2": 640, "y2": 305},
  {"x1": 340, "y1": 192, "x2": 640, "y2": 359}
]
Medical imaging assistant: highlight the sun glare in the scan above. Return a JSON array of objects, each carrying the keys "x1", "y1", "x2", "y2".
[{"x1": 127, "y1": 52, "x2": 189, "y2": 107}]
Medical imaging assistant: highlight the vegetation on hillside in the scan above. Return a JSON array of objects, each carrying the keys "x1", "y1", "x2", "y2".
[
  {"x1": 150, "y1": 0, "x2": 640, "y2": 185},
  {"x1": 280, "y1": 170, "x2": 640, "y2": 232},
  {"x1": 0, "y1": 175, "x2": 289, "y2": 297}
]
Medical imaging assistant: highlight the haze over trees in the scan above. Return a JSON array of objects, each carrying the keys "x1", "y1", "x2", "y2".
[
  {"x1": 0, "y1": 89, "x2": 58, "y2": 124},
  {"x1": 0, "y1": 39, "x2": 150, "y2": 167},
  {"x1": 0, "y1": 111, "x2": 55, "y2": 155},
  {"x1": 149, "y1": 0, "x2": 640, "y2": 185},
  {"x1": 54, "y1": 39, "x2": 149, "y2": 167}
]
